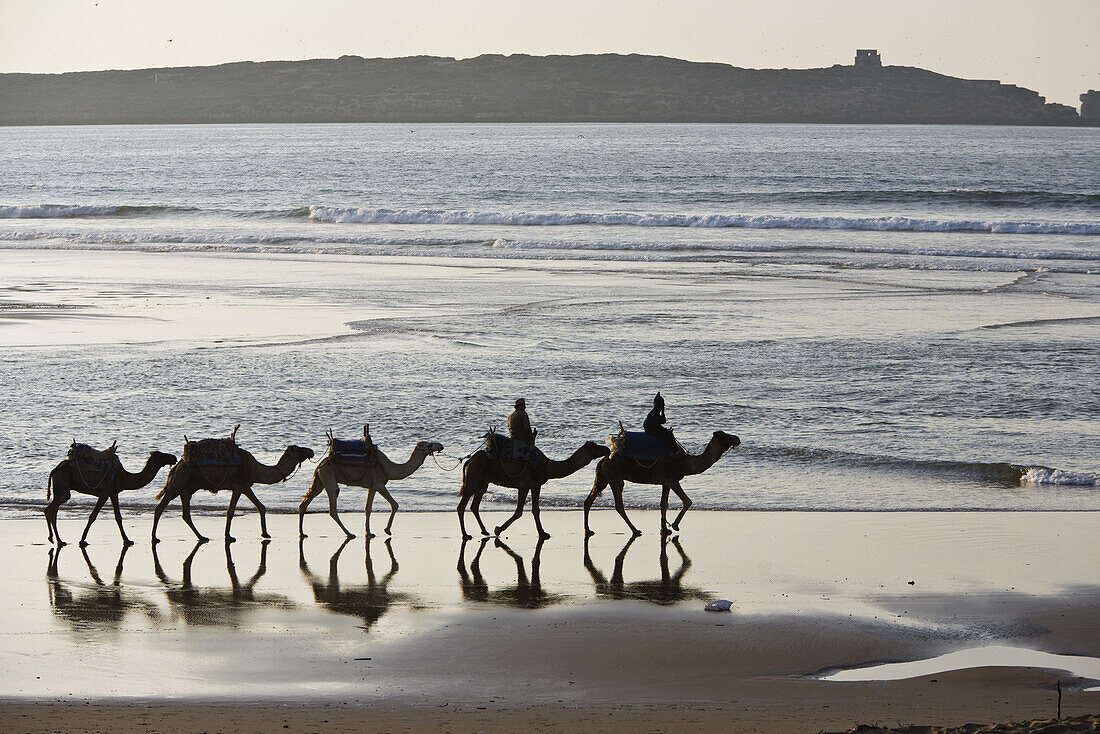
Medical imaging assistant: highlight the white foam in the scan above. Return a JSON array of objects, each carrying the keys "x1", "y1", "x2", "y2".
[
  {"x1": 1021, "y1": 468, "x2": 1099, "y2": 486},
  {"x1": 0, "y1": 204, "x2": 123, "y2": 218},
  {"x1": 308, "y1": 205, "x2": 1100, "y2": 236}
]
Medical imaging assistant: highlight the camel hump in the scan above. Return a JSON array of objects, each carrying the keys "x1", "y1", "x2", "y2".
[
  {"x1": 67, "y1": 442, "x2": 118, "y2": 473},
  {"x1": 484, "y1": 434, "x2": 543, "y2": 467},
  {"x1": 612, "y1": 431, "x2": 675, "y2": 462},
  {"x1": 182, "y1": 437, "x2": 242, "y2": 466},
  {"x1": 329, "y1": 436, "x2": 377, "y2": 465}
]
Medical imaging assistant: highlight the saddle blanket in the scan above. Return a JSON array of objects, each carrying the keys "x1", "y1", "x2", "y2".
[
  {"x1": 183, "y1": 438, "x2": 242, "y2": 466},
  {"x1": 330, "y1": 438, "x2": 376, "y2": 464},
  {"x1": 67, "y1": 443, "x2": 118, "y2": 475},
  {"x1": 484, "y1": 434, "x2": 543, "y2": 467},
  {"x1": 608, "y1": 431, "x2": 674, "y2": 462}
]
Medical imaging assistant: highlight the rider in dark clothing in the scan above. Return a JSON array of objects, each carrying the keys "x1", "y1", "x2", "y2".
[
  {"x1": 508, "y1": 398, "x2": 536, "y2": 444},
  {"x1": 644, "y1": 392, "x2": 678, "y2": 454}
]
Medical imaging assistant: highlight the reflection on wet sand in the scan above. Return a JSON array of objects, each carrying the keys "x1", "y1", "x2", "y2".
[
  {"x1": 457, "y1": 537, "x2": 568, "y2": 609},
  {"x1": 299, "y1": 537, "x2": 415, "y2": 631},
  {"x1": 584, "y1": 535, "x2": 711, "y2": 605},
  {"x1": 47, "y1": 544, "x2": 160, "y2": 630},
  {"x1": 152, "y1": 540, "x2": 294, "y2": 626}
]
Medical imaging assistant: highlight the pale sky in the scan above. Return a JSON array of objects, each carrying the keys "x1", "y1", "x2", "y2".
[{"x1": 2, "y1": 0, "x2": 1098, "y2": 108}]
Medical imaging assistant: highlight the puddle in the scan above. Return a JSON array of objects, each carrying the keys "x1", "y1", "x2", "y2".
[{"x1": 819, "y1": 646, "x2": 1100, "y2": 686}]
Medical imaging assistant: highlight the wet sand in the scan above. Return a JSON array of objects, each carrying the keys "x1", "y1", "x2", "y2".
[{"x1": 1, "y1": 510, "x2": 1098, "y2": 731}]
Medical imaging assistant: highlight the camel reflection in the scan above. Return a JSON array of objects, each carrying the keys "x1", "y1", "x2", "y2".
[
  {"x1": 152, "y1": 539, "x2": 293, "y2": 626},
  {"x1": 456, "y1": 537, "x2": 566, "y2": 609},
  {"x1": 46, "y1": 544, "x2": 159, "y2": 630},
  {"x1": 299, "y1": 537, "x2": 414, "y2": 632},
  {"x1": 584, "y1": 535, "x2": 710, "y2": 605}
]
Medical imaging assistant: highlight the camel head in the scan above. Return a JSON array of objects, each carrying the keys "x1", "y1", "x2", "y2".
[
  {"x1": 582, "y1": 440, "x2": 613, "y2": 459},
  {"x1": 286, "y1": 445, "x2": 315, "y2": 463},
  {"x1": 415, "y1": 441, "x2": 445, "y2": 455},
  {"x1": 150, "y1": 451, "x2": 178, "y2": 468},
  {"x1": 713, "y1": 431, "x2": 741, "y2": 451}
]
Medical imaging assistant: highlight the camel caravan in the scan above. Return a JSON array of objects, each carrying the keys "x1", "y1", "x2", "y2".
[{"x1": 44, "y1": 395, "x2": 739, "y2": 547}]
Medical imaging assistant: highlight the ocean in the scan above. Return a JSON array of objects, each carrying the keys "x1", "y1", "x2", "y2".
[{"x1": 1, "y1": 123, "x2": 1097, "y2": 521}]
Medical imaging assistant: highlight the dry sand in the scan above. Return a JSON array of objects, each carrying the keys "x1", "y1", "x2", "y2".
[{"x1": 1, "y1": 510, "x2": 1096, "y2": 732}]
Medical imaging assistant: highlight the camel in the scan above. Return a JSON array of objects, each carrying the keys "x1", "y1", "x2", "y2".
[
  {"x1": 45, "y1": 444, "x2": 178, "y2": 547},
  {"x1": 298, "y1": 434, "x2": 444, "y2": 539},
  {"x1": 457, "y1": 440, "x2": 611, "y2": 540},
  {"x1": 151, "y1": 443, "x2": 315, "y2": 544},
  {"x1": 583, "y1": 430, "x2": 740, "y2": 537}
]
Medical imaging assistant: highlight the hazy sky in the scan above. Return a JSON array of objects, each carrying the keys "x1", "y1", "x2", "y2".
[{"x1": 2, "y1": 0, "x2": 1098, "y2": 108}]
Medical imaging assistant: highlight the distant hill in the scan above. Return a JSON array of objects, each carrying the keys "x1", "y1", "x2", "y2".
[{"x1": 0, "y1": 53, "x2": 1091, "y2": 126}]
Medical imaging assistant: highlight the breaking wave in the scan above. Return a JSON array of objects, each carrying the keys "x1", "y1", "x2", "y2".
[
  {"x1": 307, "y1": 206, "x2": 1100, "y2": 235},
  {"x1": 745, "y1": 444, "x2": 1096, "y2": 487},
  {"x1": 0, "y1": 203, "x2": 197, "y2": 218}
]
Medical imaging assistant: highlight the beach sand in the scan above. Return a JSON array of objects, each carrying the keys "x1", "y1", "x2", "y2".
[{"x1": 1, "y1": 510, "x2": 1097, "y2": 732}]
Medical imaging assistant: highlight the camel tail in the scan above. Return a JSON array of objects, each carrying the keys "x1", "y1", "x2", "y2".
[
  {"x1": 301, "y1": 473, "x2": 323, "y2": 503},
  {"x1": 458, "y1": 458, "x2": 473, "y2": 498},
  {"x1": 591, "y1": 461, "x2": 607, "y2": 500},
  {"x1": 46, "y1": 470, "x2": 53, "y2": 502}
]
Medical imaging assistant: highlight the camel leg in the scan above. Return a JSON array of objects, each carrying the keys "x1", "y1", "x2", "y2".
[
  {"x1": 180, "y1": 492, "x2": 208, "y2": 543},
  {"x1": 298, "y1": 473, "x2": 320, "y2": 538},
  {"x1": 325, "y1": 484, "x2": 354, "y2": 539},
  {"x1": 611, "y1": 481, "x2": 642, "y2": 537},
  {"x1": 364, "y1": 488, "x2": 377, "y2": 538},
  {"x1": 241, "y1": 487, "x2": 270, "y2": 539},
  {"x1": 659, "y1": 484, "x2": 672, "y2": 536},
  {"x1": 669, "y1": 482, "x2": 692, "y2": 532},
  {"x1": 45, "y1": 484, "x2": 70, "y2": 546},
  {"x1": 457, "y1": 491, "x2": 472, "y2": 540},
  {"x1": 494, "y1": 486, "x2": 529, "y2": 536},
  {"x1": 79, "y1": 495, "x2": 109, "y2": 547},
  {"x1": 470, "y1": 486, "x2": 490, "y2": 537},
  {"x1": 376, "y1": 485, "x2": 399, "y2": 536},
  {"x1": 225, "y1": 491, "x2": 242, "y2": 543},
  {"x1": 109, "y1": 493, "x2": 134, "y2": 546},
  {"x1": 584, "y1": 466, "x2": 609, "y2": 537},
  {"x1": 530, "y1": 485, "x2": 550, "y2": 540}
]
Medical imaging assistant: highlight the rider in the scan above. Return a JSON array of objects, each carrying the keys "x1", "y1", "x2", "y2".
[
  {"x1": 508, "y1": 398, "x2": 537, "y2": 444},
  {"x1": 643, "y1": 392, "x2": 679, "y2": 454}
]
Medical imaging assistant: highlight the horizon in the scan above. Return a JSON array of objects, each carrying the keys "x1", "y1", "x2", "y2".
[{"x1": 2, "y1": 0, "x2": 1097, "y2": 109}]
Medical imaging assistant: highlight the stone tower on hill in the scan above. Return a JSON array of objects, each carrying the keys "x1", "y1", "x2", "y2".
[{"x1": 855, "y1": 49, "x2": 882, "y2": 68}]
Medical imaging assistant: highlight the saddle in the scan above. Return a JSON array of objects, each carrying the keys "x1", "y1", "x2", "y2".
[
  {"x1": 67, "y1": 441, "x2": 119, "y2": 479},
  {"x1": 182, "y1": 427, "x2": 242, "y2": 466},
  {"x1": 484, "y1": 431, "x2": 542, "y2": 467},
  {"x1": 608, "y1": 430, "x2": 675, "y2": 463},
  {"x1": 327, "y1": 426, "x2": 377, "y2": 465}
]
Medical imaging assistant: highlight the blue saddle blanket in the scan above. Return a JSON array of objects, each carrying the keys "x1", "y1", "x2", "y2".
[
  {"x1": 611, "y1": 432, "x2": 674, "y2": 462},
  {"x1": 331, "y1": 438, "x2": 375, "y2": 464},
  {"x1": 484, "y1": 434, "x2": 543, "y2": 467}
]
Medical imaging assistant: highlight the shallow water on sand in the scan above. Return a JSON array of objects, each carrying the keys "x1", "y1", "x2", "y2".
[{"x1": 0, "y1": 124, "x2": 1096, "y2": 516}]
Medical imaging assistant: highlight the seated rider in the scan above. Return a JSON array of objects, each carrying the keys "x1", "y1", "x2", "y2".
[
  {"x1": 643, "y1": 392, "x2": 679, "y2": 454},
  {"x1": 508, "y1": 398, "x2": 537, "y2": 444}
]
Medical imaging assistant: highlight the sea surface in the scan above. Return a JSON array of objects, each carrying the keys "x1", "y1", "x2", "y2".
[{"x1": 0, "y1": 123, "x2": 1097, "y2": 521}]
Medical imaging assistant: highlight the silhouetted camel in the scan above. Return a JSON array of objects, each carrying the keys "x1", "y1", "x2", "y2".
[
  {"x1": 46, "y1": 544, "x2": 160, "y2": 630},
  {"x1": 458, "y1": 440, "x2": 610, "y2": 540},
  {"x1": 299, "y1": 536, "x2": 413, "y2": 632},
  {"x1": 583, "y1": 535, "x2": 711, "y2": 605},
  {"x1": 299, "y1": 437, "x2": 443, "y2": 539},
  {"x1": 152, "y1": 539, "x2": 293, "y2": 626},
  {"x1": 455, "y1": 537, "x2": 564, "y2": 609},
  {"x1": 45, "y1": 446, "x2": 177, "y2": 546},
  {"x1": 584, "y1": 431, "x2": 740, "y2": 536},
  {"x1": 152, "y1": 443, "x2": 314, "y2": 544}
]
